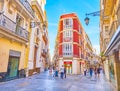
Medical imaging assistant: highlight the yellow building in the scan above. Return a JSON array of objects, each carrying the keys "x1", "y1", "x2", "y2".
[
  {"x1": 53, "y1": 33, "x2": 59, "y2": 67},
  {"x1": 100, "y1": 0, "x2": 120, "y2": 90},
  {"x1": 0, "y1": 0, "x2": 49, "y2": 81},
  {"x1": 0, "y1": 0, "x2": 34, "y2": 81},
  {"x1": 84, "y1": 31, "x2": 94, "y2": 69}
]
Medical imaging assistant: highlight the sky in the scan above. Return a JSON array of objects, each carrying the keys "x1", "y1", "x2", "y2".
[{"x1": 45, "y1": 0, "x2": 100, "y2": 57}]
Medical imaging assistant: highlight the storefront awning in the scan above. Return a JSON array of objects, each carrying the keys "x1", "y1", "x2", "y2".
[{"x1": 104, "y1": 26, "x2": 120, "y2": 55}]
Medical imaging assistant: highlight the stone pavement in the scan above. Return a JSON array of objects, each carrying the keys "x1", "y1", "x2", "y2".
[
  {"x1": 69, "y1": 73, "x2": 116, "y2": 91},
  {"x1": 0, "y1": 71, "x2": 116, "y2": 91}
]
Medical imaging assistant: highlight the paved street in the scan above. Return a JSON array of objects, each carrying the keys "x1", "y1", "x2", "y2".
[{"x1": 0, "y1": 71, "x2": 116, "y2": 91}]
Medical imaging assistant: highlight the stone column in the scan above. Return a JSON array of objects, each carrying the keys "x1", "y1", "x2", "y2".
[
  {"x1": 72, "y1": 59, "x2": 77, "y2": 74},
  {"x1": 59, "y1": 58, "x2": 63, "y2": 70},
  {"x1": 28, "y1": 22, "x2": 35, "y2": 75}
]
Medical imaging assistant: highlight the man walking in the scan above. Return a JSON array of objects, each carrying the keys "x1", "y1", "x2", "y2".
[
  {"x1": 60, "y1": 65, "x2": 64, "y2": 79},
  {"x1": 97, "y1": 66, "x2": 101, "y2": 79},
  {"x1": 84, "y1": 67, "x2": 87, "y2": 76},
  {"x1": 64, "y1": 67, "x2": 67, "y2": 78}
]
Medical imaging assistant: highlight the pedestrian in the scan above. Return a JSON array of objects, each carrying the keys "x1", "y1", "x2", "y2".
[
  {"x1": 49, "y1": 66, "x2": 52, "y2": 75},
  {"x1": 84, "y1": 67, "x2": 87, "y2": 76},
  {"x1": 64, "y1": 67, "x2": 67, "y2": 78},
  {"x1": 89, "y1": 66, "x2": 93, "y2": 78},
  {"x1": 94, "y1": 66, "x2": 97, "y2": 80},
  {"x1": 60, "y1": 65, "x2": 64, "y2": 79},
  {"x1": 55, "y1": 65, "x2": 59, "y2": 77},
  {"x1": 97, "y1": 66, "x2": 101, "y2": 79},
  {"x1": 53, "y1": 68, "x2": 55, "y2": 77}
]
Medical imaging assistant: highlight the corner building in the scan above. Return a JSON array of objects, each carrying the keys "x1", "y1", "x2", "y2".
[{"x1": 58, "y1": 13, "x2": 85, "y2": 74}]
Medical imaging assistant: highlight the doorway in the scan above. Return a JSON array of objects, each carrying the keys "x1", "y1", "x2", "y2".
[
  {"x1": 33, "y1": 46, "x2": 38, "y2": 72},
  {"x1": 6, "y1": 57, "x2": 19, "y2": 79}
]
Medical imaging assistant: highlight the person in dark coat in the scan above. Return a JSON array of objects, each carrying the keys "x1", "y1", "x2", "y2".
[
  {"x1": 89, "y1": 67, "x2": 93, "y2": 78},
  {"x1": 64, "y1": 67, "x2": 67, "y2": 78}
]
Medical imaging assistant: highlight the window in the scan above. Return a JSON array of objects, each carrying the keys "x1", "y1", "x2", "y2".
[
  {"x1": 16, "y1": 14, "x2": 24, "y2": 27},
  {"x1": 79, "y1": 26, "x2": 82, "y2": 34},
  {"x1": 63, "y1": 18, "x2": 73, "y2": 29},
  {"x1": 65, "y1": 19, "x2": 69, "y2": 25},
  {"x1": 63, "y1": 30, "x2": 73, "y2": 42},
  {"x1": 63, "y1": 43, "x2": 72, "y2": 56},
  {"x1": 79, "y1": 40, "x2": 82, "y2": 45},
  {"x1": 105, "y1": 26, "x2": 109, "y2": 32},
  {"x1": 37, "y1": 28, "x2": 39, "y2": 35}
]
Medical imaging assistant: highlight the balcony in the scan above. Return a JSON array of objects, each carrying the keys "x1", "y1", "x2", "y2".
[
  {"x1": 63, "y1": 25, "x2": 73, "y2": 29},
  {"x1": 63, "y1": 52, "x2": 73, "y2": 57},
  {"x1": 0, "y1": 14, "x2": 29, "y2": 42},
  {"x1": 31, "y1": 0, "x2": 44, "y2": 20},
  {"x1": 14, "y1": 0, "x2": 34, "y2": 18},
  {"x1": 41, "y1": 49, "x2": 47, "y2": 57},
  {"x1": 104, "y1": 30, "x2": 109, "y2": 39},
  {"x1": 104, "y1": 0, "x2": 114, "y2": 16},
  {"x1": 63, "y1": 37, "x2": 73, "y2": 42},
  {"x1": 42, "y1": 32, "x2": 48, "y2": 44}
]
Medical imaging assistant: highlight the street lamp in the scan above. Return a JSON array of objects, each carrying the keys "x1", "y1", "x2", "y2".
[
  {"x1": 84, "y1": 10, "x2": 100, "y2": 25},
  {"x1": 84, "y1": 17, "x2": 90, "y2": 25}
]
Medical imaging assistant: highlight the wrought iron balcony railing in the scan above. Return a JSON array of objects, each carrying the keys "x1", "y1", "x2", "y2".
[
  {"x1": 19, "y1": 0, "x2": 35, "y2": 17},
  {"x1": 0, "y1": 14, "x2": 29, "y2": 40},
  {"x1": 41, "y1": 49, "x2": 47, "y2": 57}
]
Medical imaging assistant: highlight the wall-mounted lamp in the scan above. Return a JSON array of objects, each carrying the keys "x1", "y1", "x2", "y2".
[{"x1": 84, "y1": 10, "x2": 101, "y2": 25}]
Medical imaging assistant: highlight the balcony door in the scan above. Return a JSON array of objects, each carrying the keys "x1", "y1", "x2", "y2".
[{"x1": 16, "y1": 14, "x2": 24, "y2": 33}]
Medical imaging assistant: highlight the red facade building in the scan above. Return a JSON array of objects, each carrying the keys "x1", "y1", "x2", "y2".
[{"x1": 58, "y1": 13, "x2": 85, "y2": 74}]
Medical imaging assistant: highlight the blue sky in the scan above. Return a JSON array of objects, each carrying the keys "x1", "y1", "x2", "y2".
[{"x1": 45, "y1": 0, "x2": 100, "y2": 57}]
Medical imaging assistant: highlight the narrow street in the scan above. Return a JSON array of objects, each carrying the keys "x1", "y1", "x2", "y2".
[{"x1": 0, "y1": 71, "x2": 116, "y2": 91}]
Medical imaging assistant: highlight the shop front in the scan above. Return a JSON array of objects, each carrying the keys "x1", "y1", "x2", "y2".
[
  {"x1": 104, "y1": 26, "x2": 120, "y2": 90},
  {"x1": 109, "y1": 55, "x2": 116, "y2": 85},
  {"x1": 64, "y1": 61, "x2": 72, "y2": 74}
]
